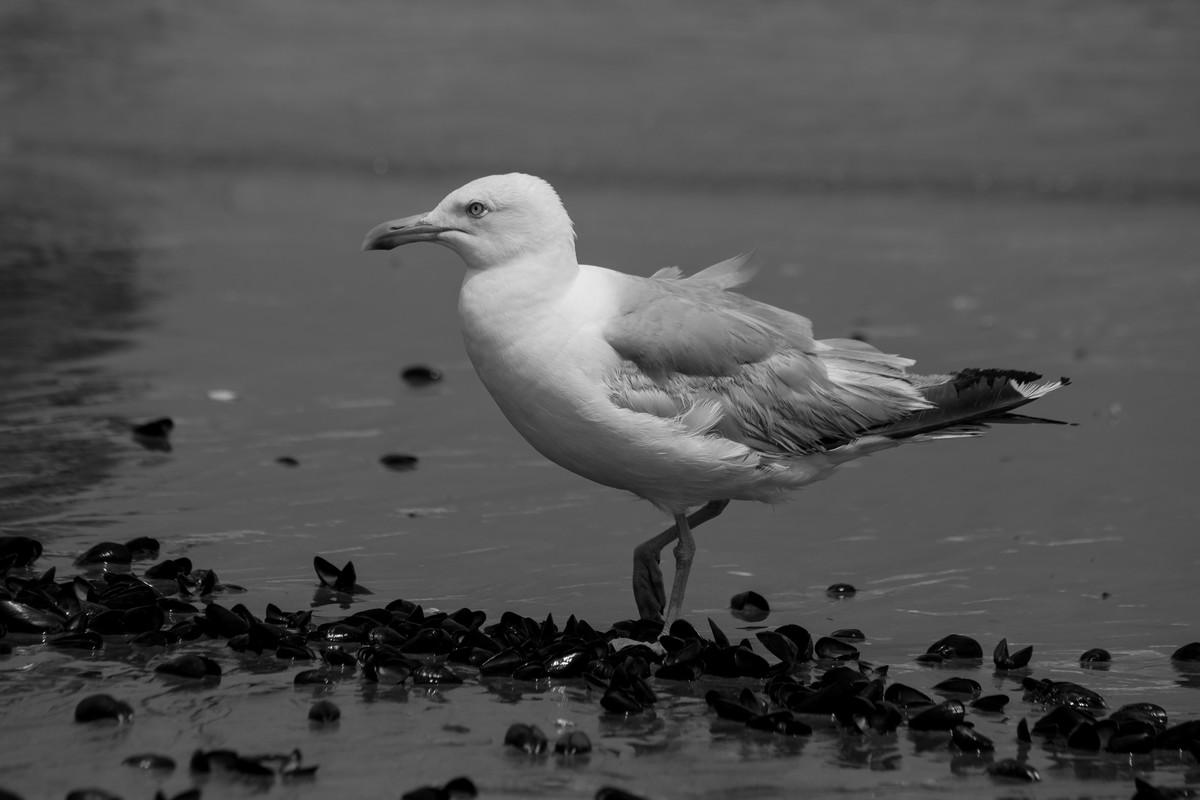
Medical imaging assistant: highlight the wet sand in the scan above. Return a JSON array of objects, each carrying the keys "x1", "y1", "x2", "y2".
[{"x1": 1, "y1": 2, "x2": 1198, "y2": 798}]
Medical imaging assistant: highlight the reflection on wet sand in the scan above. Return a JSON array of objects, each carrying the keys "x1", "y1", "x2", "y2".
[{"x1": 0, "y1": 165, "x2": 145, "y2": 527}]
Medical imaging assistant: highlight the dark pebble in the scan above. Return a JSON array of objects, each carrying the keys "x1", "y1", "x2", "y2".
[
  {"x1": 401, "y1": 365, "x2": 443, "y2": 386},
  {"x1": 442, "y1": 777, "x2": 478, "y2": 798},
  {"x1": 380, "y1": 453, "x2": 419, "y2": 471},
  {"x1": 64, "y1": 791, "x2": 121, "y2": 800},
  {"x1": 729, "y1": 590, "x2": 769, "y2": 622},
  {"x1": 308, "y1": 700, "x2": 341, "y2": 724},
  {"x1": 596, "y1": 788, "x2": 649, "y2": 800},
  {"x1": 132, "y1": 417, "x2": 174, "y2": 451},
  {"x1": 74, "y1": 694, "x2": 133, "y2": 724},
  {"x1": 276, "y1": 456, "x2": 300, "y2": 467},
  {"x1": 825, "y1": 583, "x2": 856, "y2": 598}
]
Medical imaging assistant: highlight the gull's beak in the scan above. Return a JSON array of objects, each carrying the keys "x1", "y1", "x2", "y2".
[{"x1": 361, "y1": 213, "x2": 449, "y2": 251}]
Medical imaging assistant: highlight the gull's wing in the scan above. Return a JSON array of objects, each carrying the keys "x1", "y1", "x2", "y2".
[{"x1": 602, "y1": 258, "x2": 930, "y2": 455}]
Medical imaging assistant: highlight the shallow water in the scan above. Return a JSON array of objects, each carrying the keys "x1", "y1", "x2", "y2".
[{"x1": 1, "y1": 2, "x2": 1198, "y2": 798}]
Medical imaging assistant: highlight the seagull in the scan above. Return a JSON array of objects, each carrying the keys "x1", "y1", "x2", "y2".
[{"x1": 363, "y1": 173, "x2": 1069, "y2": 626}]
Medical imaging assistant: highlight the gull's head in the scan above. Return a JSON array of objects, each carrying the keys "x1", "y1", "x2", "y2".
[{"x1": 362, "y1": 173, "x2": 576, "y2": 270}]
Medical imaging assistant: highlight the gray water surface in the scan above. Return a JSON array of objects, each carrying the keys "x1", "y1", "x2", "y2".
[{"x1": 1, "y1": 2, "x2": 1198, "y2": 798}]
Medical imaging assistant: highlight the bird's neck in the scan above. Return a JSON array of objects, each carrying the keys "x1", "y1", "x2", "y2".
[{"x1": 458, "y1": 245, "x2": 580, "y2": 348}]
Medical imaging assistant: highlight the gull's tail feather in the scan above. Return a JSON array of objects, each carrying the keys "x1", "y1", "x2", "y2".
[{"x1": 867, "y1": 368, "x2": 1072, "y2": 441}]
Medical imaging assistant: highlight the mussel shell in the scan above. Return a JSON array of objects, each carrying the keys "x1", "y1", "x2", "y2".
[
  {"x1": 511, "y1": 659, "x2": 548, "y2": 681},
  {"x1": 123, "y1": 604, "x2": 165, "y2": 634},
  {"x1": 155, "y1": 654, "x2": 221, "y2": 679},
  {"x1": 1022, "y1": 677, "x2": 1107, "y2": 710},
  {"x1": 729, "y1": 591, "x2": 770, "y2": 623},
  {"x1": 1110, "y1": 702, "x2": 1168, "y2": 732},
  {"x1": 994, "y1": 637, "x2": 1034, "y2": 669},
  {"x1": 667, "y1": 618, "x2": 703, "y2": 641},
  {"x1": 1066, "y1": 721, "x2": 1102, "y2": 750},
  {"x1": 97, "y1": 581, "x2": 158, "y2": 610},
  {"x1": 787, "y1": 678, "x2": 860, "y2": 716},
  {"x1": 308, "y1": 699, "x2": 341, "y2": 723},
  {"x1": 293, "y1": 669, "x2": 337, "y2": 686},
  {"x1": 933, "y1": 677, "x2": 982, "y2": 697},
  {"x1": 0, "y1": 535, "x2": 42, "y2": 567},
  {"x1": 276, "y1": 643, "x2": 315, "y2": 660},
  {"x1": 479, "y1": 647, "x2": 526, "y2": 677},
  {"x1": 814, "y1": 636, "x2": 859, "y2": 661},
  {"x1": 145, "y1": 557, "x2": 193, "y2": 580},
  {"x1": 925, "y1": 634, "x2": 983, "y2": 660},
  {"x1": 655, "y1": 660, "x2": 703, "y2": 681},
  {"x1": 747, "y1": 710, "x2": 811, "y2": 736},
  {"x1": 987, "y1": 758, "x2": 1040, "y2": 782},
  {"x1": 545, "y1": 648, "x2": 590, "y2": 678},
  {"x1": 600, "y1": 686, "x2": 645, "y2": 715},
  {"x1": 1106, "y1": 731, "x2": 1155, "y2": 754},
  {"x1": 319, "y1": 622, "x2": 368, "y2": 644},
  {"x1": 732, "y1": 646, "x2": 771, "y2": 678},
  {"x1": 1079, "y1": 647, "x2": 1111, "y2": 664},
  {"x1": 47, "y1": 631, "x2": 104, "y2": 650},
  {"x1": 124, "y1": 537, "x2": 161, "y2": 560},
  {"x1": 1032, "y1": 705, "x2": 1096, "y2": 738},
  {"x1": 971, "y1": 694, "x2": 1010, "y2": 713},
  {"x1": 401, "y1": 627, "x2": 451, "y2": 654},
  {"x1": 950, "y1": 723, "x2": 995, "y2": 752},
  {"x1": 504, "y1": 723, "x2": 548, "y2": 754},
  {"x1": 87, "y1": 608, "x2": 128, "y2": 635},
  {"x1": 554, "y1": 730, "x2": 592, "y2": 755},
  {"x1": 75, "y1": 541, "x2": 132, "y2": 566},
  {"x1": 907, "y1": 700, "x2": 967, "y2": 731},
  {"x1": 411, "y1": 664, "x2": 463, "y2": 685},
  {"x1": 1170, "y1": 642, "x2": 1200, "y2": 662},
  {"x1": 831, "y1": 628, "x2": 865, "y2": 641},
  {"x1": 883, "y1": 682, "x2": 933, "y2": 710},
  {"x1": 74, "y1": 693, "x2": 133, "y2": 723},
  {"x1": 0, "y1": 599, "x2": 66, "y2": 634},
  {"x1": 321, "y1": 646, "x2": 357, "y2": 668}
]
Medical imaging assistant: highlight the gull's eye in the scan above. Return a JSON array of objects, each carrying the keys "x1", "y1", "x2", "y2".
[{"x1": 465, "y1": 201, "x2": 488, "y2": 219}]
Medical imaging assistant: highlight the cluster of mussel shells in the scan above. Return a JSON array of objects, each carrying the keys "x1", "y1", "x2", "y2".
[
  {"x1": 4, "y1": 535, "x2": 1200, "y2": 800},
  {"x1": 0, "y1": 535, "x2": 245, "y2": 650}
]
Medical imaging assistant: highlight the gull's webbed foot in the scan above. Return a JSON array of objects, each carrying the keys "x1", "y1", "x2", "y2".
[{"x1": 632, "y1": 540, "x2": 667, "y2": 621}]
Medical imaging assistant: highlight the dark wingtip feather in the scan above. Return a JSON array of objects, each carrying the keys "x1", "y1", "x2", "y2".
[{"x1": 866, "y1": 368, "x2": 1071, "y2": 440}]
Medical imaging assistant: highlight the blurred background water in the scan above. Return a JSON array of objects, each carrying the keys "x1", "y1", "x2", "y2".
[{"x1": 1, "y1": 1, "x2": 1198, "y2": 798}]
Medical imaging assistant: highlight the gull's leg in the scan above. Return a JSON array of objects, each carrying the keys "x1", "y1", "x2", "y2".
[{"x1": 632, "y1": 500, "x2": 730, "y2": 623}]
